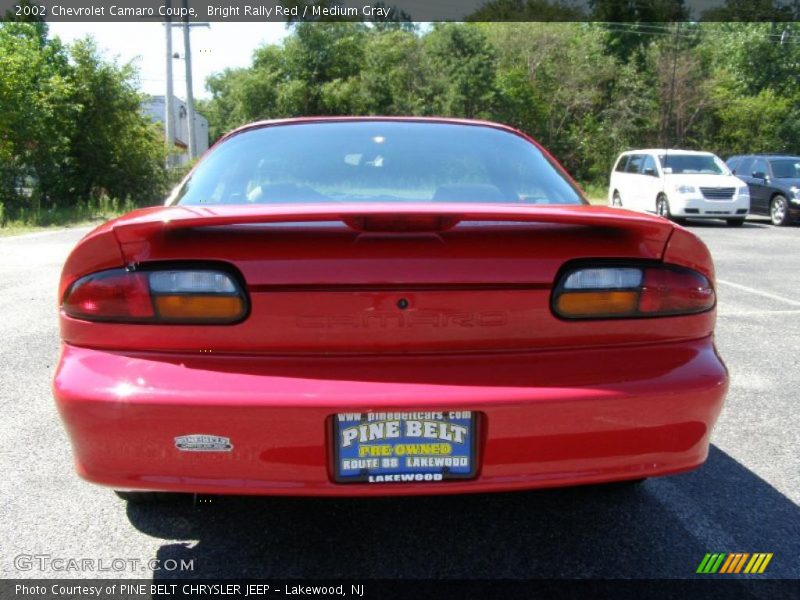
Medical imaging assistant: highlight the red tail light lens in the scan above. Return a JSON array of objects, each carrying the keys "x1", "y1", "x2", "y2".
[
  {"x1": 638, "y1": 267, "x2": 716, "y2": 315},
  {"x1": 553, "y1": 264, "x2": 715, "y2": 319},
  {"x1": 63, "y1": 268, "x2": 247, "y2": 324},
  {"x1": 62, "y1": 271, "x2": 154, "y2": 321}
]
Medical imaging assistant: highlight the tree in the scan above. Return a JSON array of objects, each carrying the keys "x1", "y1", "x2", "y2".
[
  {"x1": 58, "y1": 39, "x2": 166, "y2": 204},
  {"x1": 422, "y1": 24, "x2": 497, "y2": 118},
  {"x1": 0, "y1": 22, "x2": 75, "y2": 210},
  {"x1": 190, "y1": 21, "x2": 800, "y2": 189},
  {"x1": 0, "y1": 24, "x2": 167, "y2": 217}
]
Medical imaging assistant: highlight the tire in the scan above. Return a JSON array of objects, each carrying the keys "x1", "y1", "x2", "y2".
[
  {"x1": 726, "y1": 218, "x2": 746, "y2": 227},
  {"x1": 656, "y1": 195, "x2": 671, "y2": 219},
  {"x1": 656, "y1": 195, "x2": 688, "y2": 225},
  {"x1": 770, "y1": 195, "x2": 791, "y2": 226},
  {"x1": 612, "y1": 190, "x2": 622, "y2": 207},
  {"x1": 114, "y1": 490, "x2": 178, "y2": 504}
]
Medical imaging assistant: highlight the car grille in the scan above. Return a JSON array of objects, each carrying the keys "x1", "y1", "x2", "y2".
[{"x1": 700, "y1": 187, "x2": 735, "y2": 200}]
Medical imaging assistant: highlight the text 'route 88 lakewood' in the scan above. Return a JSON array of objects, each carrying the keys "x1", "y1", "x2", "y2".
[{"x1": 16, "y1": 583, "x2": 366, "y2": 597}]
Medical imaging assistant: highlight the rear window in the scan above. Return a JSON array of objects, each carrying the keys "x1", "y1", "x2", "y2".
[
  {"x1": 658, "y1": 153, "x2": 729, "y2": 175},
  {"x1": 174, "y1": 121, "x2": 584, "y2": 206}
]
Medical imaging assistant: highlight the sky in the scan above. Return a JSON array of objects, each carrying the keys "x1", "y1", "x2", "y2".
[{"x1": 48, "y1": 22, "x2": 291, "y2": 101}]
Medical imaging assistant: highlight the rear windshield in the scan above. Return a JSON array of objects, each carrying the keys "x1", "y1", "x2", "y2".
[
  {"x1": 174, "y1": 121, "x2": 584, "y2": 206},
  {"x1": 769, "y1": 158, "x2": 800, "y2": 179},
  {"x1": 658, "y1": 153, "x2": 729, "y2": 175}
]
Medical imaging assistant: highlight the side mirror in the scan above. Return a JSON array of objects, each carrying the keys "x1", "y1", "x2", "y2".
[
  {"x1": 752, "y1": 171, "x2": 768, "y2": 180},
  {"x1": 643, "y1": 167, "x2": 657, "y2": 177}
]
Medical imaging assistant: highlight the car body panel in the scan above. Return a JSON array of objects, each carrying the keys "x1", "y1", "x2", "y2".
[
  {"x1": 54, "y1": 337, "x2": 727, "y2": 496},
  {"x1": 61, "y1": 204, "x2": 698, "y2": 355},
  {"x1": 54, "y1": 118, "x2": 728, "y2": 496}
]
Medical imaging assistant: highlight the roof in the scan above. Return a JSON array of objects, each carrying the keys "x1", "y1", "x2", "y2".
[
  {"x1": 731, "y1": 154, "x2": 800, "y2": 160},
  {"x1": 620, "y1": 148, "x2": 716, "y2": 156},
  {"x1": 221, "y1": 116, "x2": 537, "y2": 144}
]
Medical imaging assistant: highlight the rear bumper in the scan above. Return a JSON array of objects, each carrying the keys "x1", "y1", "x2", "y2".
[{"x1": 53, "y1": 339, "x2": 728, "y2": 496}]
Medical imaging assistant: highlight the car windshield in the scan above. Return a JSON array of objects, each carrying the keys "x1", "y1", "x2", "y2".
[
  {"x1": 769, "y1": 159, "x2": 800, "y2": 179},
  {"x1": 658, "y1": 153, "x2": 728, "y2": 175},
  {"x1": 173, "y1": 121, "x2": 584, "y2": 206}
]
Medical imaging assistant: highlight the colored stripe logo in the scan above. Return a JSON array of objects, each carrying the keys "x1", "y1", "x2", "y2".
[{"x1": 697, "y1": 553, "x2": 773, "y2": 574}]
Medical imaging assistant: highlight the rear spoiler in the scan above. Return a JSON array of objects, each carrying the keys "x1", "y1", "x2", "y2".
[
  {"x1": 59, "y1": 203, "x2": 682, "y2": 298},
  {"x1": 109, "y1": 203, "x2": 675, "y2": 262}
]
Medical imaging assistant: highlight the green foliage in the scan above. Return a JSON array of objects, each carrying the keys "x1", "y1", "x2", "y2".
[
  {"x1": 0, "y1": 22, "x2": 167, "y2": 225},
  {"x1": 196, "y1": 21, "x2": 800, "y2": 186},
  {"x1": 423, "y1": 24, "x2": 497, "y2": 118},
  {"x1": 60, "y1": 38, "x2": 167, "y2": 205},
  {"x1": 4, "y1": 19, "x2": 800, "y2": 221}
]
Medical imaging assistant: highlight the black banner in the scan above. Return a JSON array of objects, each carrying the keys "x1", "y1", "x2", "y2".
[
  {"x1": 1, "y1": 0, "x2": 800, "y2": 23},
  {"x1": 4, "y1": 579, "x2": 798, "y2": 600}
]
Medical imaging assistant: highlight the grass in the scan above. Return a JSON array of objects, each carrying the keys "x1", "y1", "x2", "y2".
[
  {"x1": 580, "y1": 182, "x2": 609, "y2": 205},
  {"x1": 0, "y1": 197, "x2": 135, "y2": 237}
]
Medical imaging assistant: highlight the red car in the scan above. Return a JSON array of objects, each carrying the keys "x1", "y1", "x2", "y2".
[{"x1": 54, "y1": 117, "x2": 727, "y2": 501}]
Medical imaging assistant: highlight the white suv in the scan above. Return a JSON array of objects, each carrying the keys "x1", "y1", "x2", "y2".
[{"x1": 608, "y1": 149, "x2": 750, "y2": 226}]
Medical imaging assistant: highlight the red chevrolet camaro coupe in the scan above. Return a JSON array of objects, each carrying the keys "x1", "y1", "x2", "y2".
[{"x1": 54, "y1": 117, "x2": 727, "y2": 501}]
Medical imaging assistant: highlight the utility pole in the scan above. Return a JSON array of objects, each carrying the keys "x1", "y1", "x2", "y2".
[
  {"x1": 165, "y1": 3, "x2": 208, "y2": 163},
  {"x1": 164, "y1": 0, "x2": 175, "y2": 168},
  {"x1": 182, "y1": 0, "x2": 196, "y2": 160}
]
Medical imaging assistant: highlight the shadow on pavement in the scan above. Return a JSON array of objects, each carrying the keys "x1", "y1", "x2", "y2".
[
  {"x1": 681, "y1": 219, "x2": 770, "y2": 229},
  {"x1": 127, "y1": 445, "x2": 798, "y2": 579}
]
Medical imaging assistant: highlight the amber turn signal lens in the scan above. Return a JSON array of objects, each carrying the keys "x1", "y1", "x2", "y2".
[
  {"x1": 555, "y1": 291, "x2": 639, "y2": 317},
  {"x1": 154, "y1": 295, "x2": 245, "y2": 321}
]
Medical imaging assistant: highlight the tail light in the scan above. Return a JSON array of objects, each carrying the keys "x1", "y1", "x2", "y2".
[
  {"x1": 552, "y1": 264, "x2": 715, "y2": 319},
  {"x1": 62, "y1": 267, "x2": 247, "y2": 324}
]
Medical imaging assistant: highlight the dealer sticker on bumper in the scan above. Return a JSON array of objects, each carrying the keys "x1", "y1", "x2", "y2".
[{"x1": 333, "y1": 411, "x2": 476, "y2": 483}]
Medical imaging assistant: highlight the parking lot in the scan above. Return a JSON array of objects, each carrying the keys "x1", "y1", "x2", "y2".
[{"x1": 1, "y1": 217, "x2": 797, "y2": 580}]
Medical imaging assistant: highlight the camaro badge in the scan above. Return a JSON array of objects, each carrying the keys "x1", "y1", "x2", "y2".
[{"x1": 174, "y1": 434, "x2": 233, "y2": 452}]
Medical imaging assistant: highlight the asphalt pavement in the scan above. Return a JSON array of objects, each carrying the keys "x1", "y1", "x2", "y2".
[{"x1": 0, "y1": 217, "x2": 797, "y2": 580}]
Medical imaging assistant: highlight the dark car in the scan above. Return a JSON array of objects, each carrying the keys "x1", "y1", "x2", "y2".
[{"x1": 726, "y1": 155, "x2": 800, "y2": 226}]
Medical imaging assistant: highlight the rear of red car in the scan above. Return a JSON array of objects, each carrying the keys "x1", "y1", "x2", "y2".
[{"x1": 53, "y1": 118, "x2": 727, "y2": 496}]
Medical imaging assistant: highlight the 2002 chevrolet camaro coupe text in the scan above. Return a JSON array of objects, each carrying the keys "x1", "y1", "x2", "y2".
[{"x1": 53, "y1": 118, "x2": 728, "y2": 501}]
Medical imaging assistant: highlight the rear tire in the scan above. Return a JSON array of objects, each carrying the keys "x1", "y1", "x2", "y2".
[
  {"x1": 656, "y1": 195, "x2": 672, "y2": 219},
  {"x1": 612, "y1": 191, "x2": 622, "y2": 207},
  {"x1": 770, "y1": 195, "x2": 790, "y2": 226},
  {"x1": 726, "y1": 218, "x2": 746, "y2": 227}
]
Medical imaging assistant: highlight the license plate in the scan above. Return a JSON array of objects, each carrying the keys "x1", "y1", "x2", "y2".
[{"x1": 333, "y1": 411, "x2": 477, "y2": 483}]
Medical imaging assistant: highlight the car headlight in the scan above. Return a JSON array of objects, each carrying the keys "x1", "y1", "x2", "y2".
[
  {"x1": 738, "y1": 186, "x2": 750, "y2": 198},
  {"x1": 674, "y1": 184, "x2": 696, "y2": 194},
  {"x1": 790, "y1": 186, "x2": 800, "y2": 202}
]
